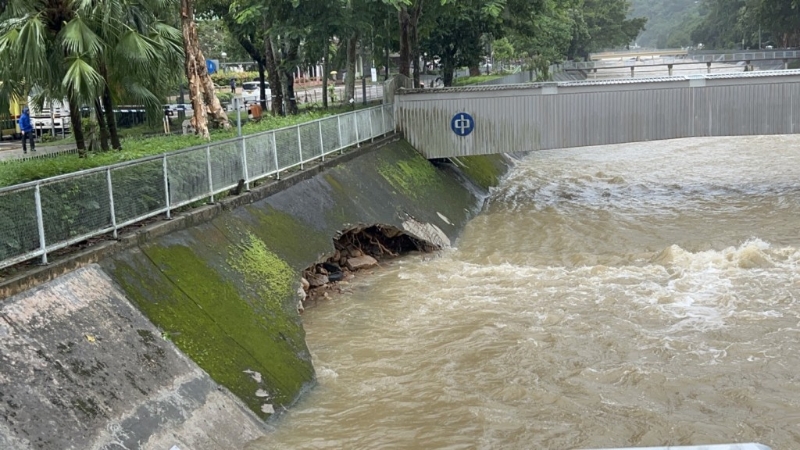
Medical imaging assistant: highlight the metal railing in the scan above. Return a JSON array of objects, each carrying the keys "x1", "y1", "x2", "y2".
[
  {"x1": 0, "y1": 104, "x2": 395, "y2": 270},
  {"x1": 562, "y1": 50, "x2": 800, "y2": 70}
]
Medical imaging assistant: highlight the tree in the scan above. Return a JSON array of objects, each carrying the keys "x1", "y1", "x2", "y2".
[
  {"x1": 568, "y1": 0, "x2": 646, "y2": 59},
  {"x1": 0, "y1": 0, "x2": 185, "y2": 153},
  {"x1": 92, "y1": 0, "x2": 185, "y2": 150},
  {"x1": 420, "y1": 0, "x2": 505, "y2": 85},
  {"x1": 197, "y1": 19, "x2": 250, "y2": 63},
  {"x1": 0, "y1": 0, "x2": 103, "y2": 154},
  {"x1": 509, "y1": 0, "x2": 576, "y2": 78},
  {"x1": 180, "y1": 0, "x2": 230, "y2": 139},
  {"x1": 198, "y1": 0, "x2": 271, "y2": 111},
  {"x1": 630, "y1": 0, "x2": 704, "y2": 48},
  {"x1": 394, "y1": 0, "x2": 448, "y2": 87}
]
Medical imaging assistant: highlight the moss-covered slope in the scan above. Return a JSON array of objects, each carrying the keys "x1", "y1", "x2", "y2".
[{"x1": 101, "y1": 138, "x2": 511, "y2": 420}]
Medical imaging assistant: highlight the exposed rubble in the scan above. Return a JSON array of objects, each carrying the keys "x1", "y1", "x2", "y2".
[{"x1": 298, "y1": 224, "x2": 440, "y2": 311}]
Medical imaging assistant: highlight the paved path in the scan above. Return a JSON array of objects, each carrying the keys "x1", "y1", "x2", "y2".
[{"x1": 0, "y1": 141, "x2": 76, "y2": 162}]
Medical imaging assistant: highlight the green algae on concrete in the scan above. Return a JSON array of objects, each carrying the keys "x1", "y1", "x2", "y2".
[
  {"x1": 377, "y1": 141, "x2": 442, "y2": 198},
  {"x1": 239, "y1": 205, "x2": 333, "y2": 270},
  {"x1": 452, "y1": 154, "x2": 509, "y2": 191},
  {"x1": 227, "y1": 232, "x2": 294, "y2": 310},
  {"x1": 105, "y1": 240, "x2": 313, "y2": 420}
]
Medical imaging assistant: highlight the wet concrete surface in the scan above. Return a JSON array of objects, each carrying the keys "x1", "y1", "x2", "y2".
[{"x1": 0, "y1": 265, "x2": 267, "y2": 449}]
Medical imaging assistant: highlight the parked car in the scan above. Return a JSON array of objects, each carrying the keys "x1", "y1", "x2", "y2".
[{"x1": 241, "y1": 81, "x2": 272, "y2": 107}]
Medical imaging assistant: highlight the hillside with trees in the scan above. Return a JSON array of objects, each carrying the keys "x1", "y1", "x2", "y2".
[
  {"x1": 691, "y1": 0, "x2": 800, "y2": 50},
  {"x1": 632, "y1": 0, "x2": 800, "y2": 50},
  {"x1": 630, "y1": 0, "x2": 704, "y2": 48}
]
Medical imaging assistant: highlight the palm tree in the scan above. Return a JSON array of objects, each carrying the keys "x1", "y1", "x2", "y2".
[
  {"x1": 0, "y1": 0, "x2": 185, "y2": 154},
  {"x1": 0, "y1": 0, "x2": 105, "y2": 155},
  {"x1": 88, "y1": 0, "x2": 185, "y2": 150}
]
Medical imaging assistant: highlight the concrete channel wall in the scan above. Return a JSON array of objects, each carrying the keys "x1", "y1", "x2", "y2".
[{"x1": 0, "y1": 135, "x2": 512, "y2": 449}]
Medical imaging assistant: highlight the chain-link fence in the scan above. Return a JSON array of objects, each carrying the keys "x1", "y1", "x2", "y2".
[{"x1": 0, "y1": 104, "x2": 395, "y2": 270}]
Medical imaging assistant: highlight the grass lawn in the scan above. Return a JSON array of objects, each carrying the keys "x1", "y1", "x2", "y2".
[{"x1": 1, "y1": 103, "x2": 379, "y2": 188}]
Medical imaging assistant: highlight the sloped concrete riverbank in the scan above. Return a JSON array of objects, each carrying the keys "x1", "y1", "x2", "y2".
[{"x1": 0, "y1": 135, "x2": 511, "y2": 449}]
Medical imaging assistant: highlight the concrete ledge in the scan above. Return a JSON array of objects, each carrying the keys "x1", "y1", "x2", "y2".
[{"x1": 0, "y1": 134, "x2": 401, "y2": 300}]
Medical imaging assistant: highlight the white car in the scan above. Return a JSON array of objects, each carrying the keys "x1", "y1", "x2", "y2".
[{"x1": 241, "y1": 81, "x2": 272, "y2": 108}]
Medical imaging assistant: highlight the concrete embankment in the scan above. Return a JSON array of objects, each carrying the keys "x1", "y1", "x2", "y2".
[{"x1": 0, "y1": 135, "x2": 511, "y2": 449}]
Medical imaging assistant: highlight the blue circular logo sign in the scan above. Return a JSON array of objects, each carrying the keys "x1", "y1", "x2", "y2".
[{"x1": 451, "y1": 112, "x2": 475, "y2": 137}]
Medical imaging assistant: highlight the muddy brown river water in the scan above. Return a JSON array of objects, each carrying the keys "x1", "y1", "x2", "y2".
[{"x1": 249, "y1": 135, "x2": 800, "y2": 449}]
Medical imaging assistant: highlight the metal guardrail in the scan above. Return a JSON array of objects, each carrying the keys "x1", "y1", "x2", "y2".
[
  {"x1": 563, "y1": 50, "x2": 800, "y2": 70},
  {"x1": 0, "y1": 104, "x2": 395, "y2": 270}
]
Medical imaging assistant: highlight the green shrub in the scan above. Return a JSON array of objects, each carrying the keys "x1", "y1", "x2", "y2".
[
  {"x1": 210, "y1": 71, "x2": 260, "y2": 86},
  {"x1": 217, "y1": 92, "x2": 234, "y2": 103},
  {"x1": 452, "y1": 75, "x2": 504, "y2": 86}
]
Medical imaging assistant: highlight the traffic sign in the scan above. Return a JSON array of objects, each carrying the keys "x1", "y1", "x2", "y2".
[
  {"x1": 451, "y1": 112, "x2": 475, "y2": 137},
  {"x1": 206, "y1": 59, "x2": 219, "y2": 75}
]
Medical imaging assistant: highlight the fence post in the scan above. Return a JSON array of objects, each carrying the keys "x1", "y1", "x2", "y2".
[
  {"x1": 297, "y1": 126, "x2": 304, "y2": 170},
  {"x1": 369, "y1": 108, "x2": 375, "y2": 142},
  {"x1": 241, "y1": 135, "x2": 250, "y2": 190},
  {"x1": 318, "y1": 120, "x2": 325, "y2": 162},
  {"x1": 106, "y1": 168, "x2": 118, "y2": 239},
  {"x1": 163, "y1": 154, "x2": 171, "y2": 220},
  {"x1": 381, "y1": 106, "x2": 386, "y2": 136},
  {"x1": 337, "y1": 115, "x2": 343, "y2": 154},
  {"x1": 34, "y1": 183, "x2": 48, "y2": 265},
  {"x1": 272, "y1": 132, "x2": 280, "y2": 180},
  {"x1": 355, "y1": 112, "x2": 360, "y2": 148},
  {"x1": 206, "y1": 145, "x2": 214, "y2": 203}
]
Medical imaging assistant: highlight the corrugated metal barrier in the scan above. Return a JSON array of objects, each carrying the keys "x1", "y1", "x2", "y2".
[{"x1": 395, "y1": 70, "x2": 800, "y2": 159}]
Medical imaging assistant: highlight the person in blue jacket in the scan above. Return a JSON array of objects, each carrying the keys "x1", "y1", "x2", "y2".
[{"x1": 18, "y1": 106, "x2": 34, "y2": 153}]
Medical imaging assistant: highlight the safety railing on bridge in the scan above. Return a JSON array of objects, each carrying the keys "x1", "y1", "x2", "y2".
[
  {"x1": 562, "y1": 50, "x2": 800, "y2": 70},
  {"x1": 0, "y1": 104, "x2": 395, "y2": 270}
]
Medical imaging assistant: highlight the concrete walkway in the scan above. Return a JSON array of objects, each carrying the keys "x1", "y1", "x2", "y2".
[{"x1": 0, "y1": 141, "x2": 76, "y2": 162}]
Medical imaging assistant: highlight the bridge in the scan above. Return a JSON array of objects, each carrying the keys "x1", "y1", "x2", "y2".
[
  {"x1": 564, "y1": 50, "x2": 800, "y2": 76},
  {"x1": 589, "y1": 49, "x2": 690, "y2": 60},
  {"x1": 394, "y1": 70, "x2": 800, "y2": 159}
]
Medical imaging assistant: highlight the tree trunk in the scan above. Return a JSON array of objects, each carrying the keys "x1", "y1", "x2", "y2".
[
  {"x1": 443, "y1": 61, "x2": 455, "y2": 87},
  {"x1": 283, "y1": 39, "x2": 299, "y2": 115},
  {"x1": 181, "y1": 0, "x2": 209, "y2": 139},
  {"x1": 180, "y1": 0, "x2": 229, "y2": 138},
  {"x1": 199, "y1": 61, "x2": 230, "y2": 130},
  {"x1": 232, "y1": 31, "x2": 268, "y2": 111},
  {"x1": 99, "y1": 65, "x2": 121, "y2": 150},
  {"x1": 257, "y1": 60, "x2": 268, "y2": 111},
  {"x1": 69, "y1": 98, "x2": 86, "y2": 157},
  {"x1": 94, "y1": 99, "x2": 110, "y2": 152},
  {"x1": 102, "y1": 90, "x2": 121, "y2": 151},
  {"x1": 398, "y1": 7, "x2": 411, "y2": 78},
  {"x1": 265, "y1": 34, "x2": 283, "y2": 116},
  {"x1": 410, "y1": 1, "x2": 424, "y2": 88},
  {"x1": 322, "y1": 42, "x2": 329, "y2": 109},
  {"x1": 469, "y1": 65, "x2": 480, "y2": 76},
  {"x1": 284, "y1": 70, "x2": 297, "y2": 115},
  {"x1": 345, "y1": 32, "x2": 359, "y2": 103}
]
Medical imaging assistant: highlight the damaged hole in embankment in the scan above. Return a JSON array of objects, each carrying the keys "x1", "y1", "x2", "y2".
[{"x1": 298, "y1": 224, "x2": 440, "y2": 310}]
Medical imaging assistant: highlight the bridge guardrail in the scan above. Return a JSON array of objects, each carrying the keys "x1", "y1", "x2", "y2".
[
  {"x1": 562, "y1": 50, "x2": 800, "y2": 70},
  {"x1": 0, "y1": 104, "x2": 395, "y2": 271}
]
